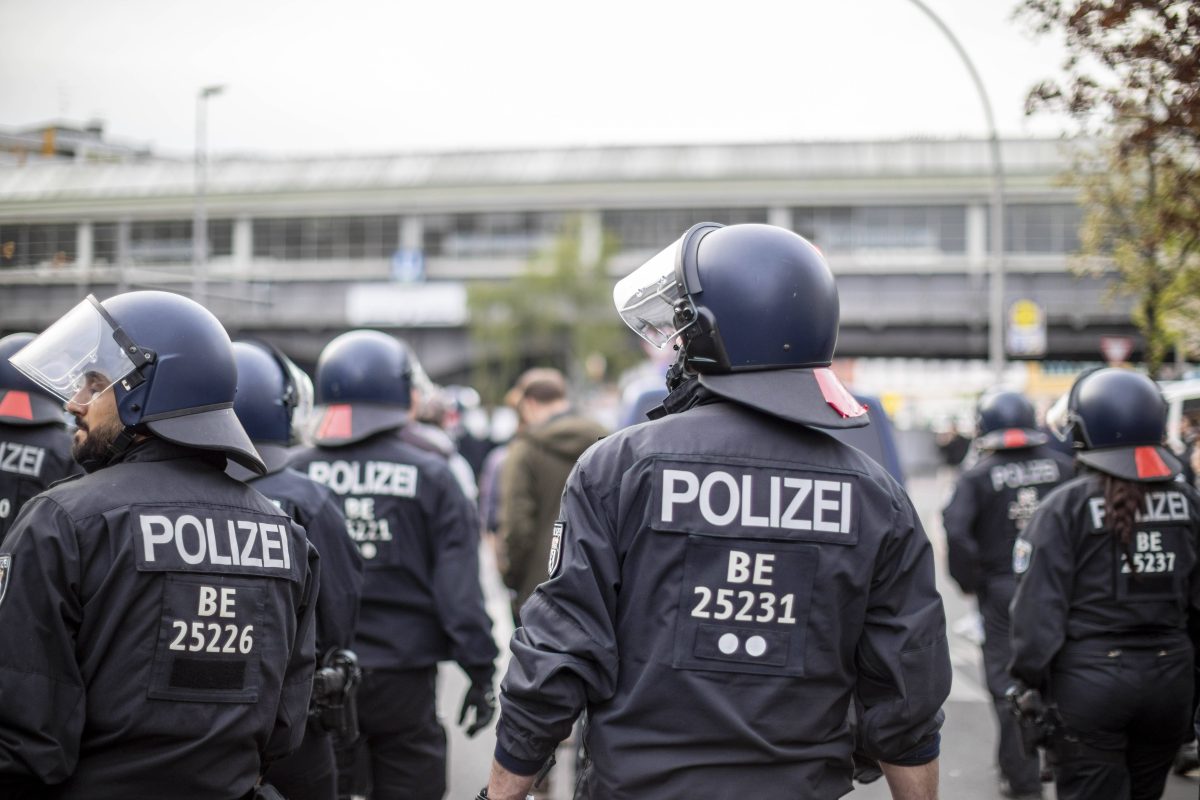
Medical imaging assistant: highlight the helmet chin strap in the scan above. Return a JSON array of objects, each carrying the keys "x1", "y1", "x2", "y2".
[{"x1": 665, "y1": 343, "x2": 691, "y2": 392}]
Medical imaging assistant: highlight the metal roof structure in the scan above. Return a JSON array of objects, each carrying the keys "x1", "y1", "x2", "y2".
[{"x1": 0, "y1": 137, "x2": 1078, "y2": 207}]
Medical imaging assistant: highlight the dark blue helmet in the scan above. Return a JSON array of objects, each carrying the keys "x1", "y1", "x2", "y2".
[
  {"x1": 232, "y1": 341, "x2": 313, "y2": 451},
  {"x1": 9, "y1": 291, "x2": 264, "y2": 473},
  {"x1": 1060, "y1": 368, "x2": 1179, "y2": 481},
  {"x1": 974, "y1": 389, "x2": 1046, "y2": 450},
  {"x1": 614, "y1": 223, "x2": 865, "y2": 429},
  {"x1": 312, "y1": 329, "x2": 413, "y2": 445},
  {"x1": 0, "y1": 332, "x2": 65, "y2": 425}
]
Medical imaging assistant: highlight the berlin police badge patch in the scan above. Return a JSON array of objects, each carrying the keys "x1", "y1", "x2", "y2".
[
  {"x1": 547, "y1": 521, "x2": 565, "y2": 577},
  {"x1": 0, "y1": 555, "x2": 9, "y2": 610},
  {"x1": 1012, "y1": 538, "x2": 1033, "y2": 574}
]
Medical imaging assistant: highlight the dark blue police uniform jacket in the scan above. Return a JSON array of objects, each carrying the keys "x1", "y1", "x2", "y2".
[
  {"x1": 496, "y1": 382, "x2": 950, "y2": 799},
  {"x1": 0, "y1": 439, "x2": 319, "y2": 800},
  {"x1": 291, "y1": 428, "x2": 496, "y2": 674}
]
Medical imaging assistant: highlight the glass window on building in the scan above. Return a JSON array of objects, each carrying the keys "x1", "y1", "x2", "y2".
[
  {"x1": 0, "y1": 222, "x2": 77, "y2": 268},
  {"x1": 93, "y1": 222, "x2": 119, "y2": 265},
  {"x1": 422, "y1": 212, "x2": 566, "y2": 258},
  {"x1": 792, "y1": 206, "x2": 967, "y2": 253},
  {"x1": 252, "y1": 216, "x2": 398, "y2": 260},
  {"x1": 1002, "y1": 203, "x2": 1083, "y2": 254},
  {"x1": 601, "y1": 208, "x2": 769, "y2": 251},
  {"x1": 127, "y1": 219, "x2": 233, "y2": 264}
]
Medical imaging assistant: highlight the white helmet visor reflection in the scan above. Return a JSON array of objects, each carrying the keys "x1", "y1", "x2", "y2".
[
  {"x1": 613, "y1": 235, "x2": 696, "y2": 348},
  {"x1": 1044, "y1": 391, "x2": 1073, "y2": 442},
  {"x1": 7, "y1": 297, "x2": 139, "y2": 406},
  {"x1": 284, "y1": 356, "x2": 315, "y2": 443}
]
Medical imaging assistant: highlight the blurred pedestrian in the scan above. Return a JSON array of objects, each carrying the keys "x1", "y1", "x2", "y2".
[
  {"x1": 0, "y1": 332, "x2": 80, "y2": 545},
  {"x1": 497, "y1": 367, "x2": 606, "y2": 624},
  {"x1": 290, "y1": 330, "x2": 497, "y2": 800},
  {"x1": 230, "y1": 341, "x2": 365, "y2": 800},
  {"x1": 0, "y1": 292, "x2": 318, "y2": 798},
  {"x1": 942, "y1": 389, "x2": 1074, "y2": 799},
  {"x1": 1009, "y1": 368, "x2": 1200, "y2": 800}
]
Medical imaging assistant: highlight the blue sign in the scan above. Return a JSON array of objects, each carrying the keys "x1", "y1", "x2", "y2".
[{"x1": 391, "y1": 249, "x2": 425, "y2": 283}]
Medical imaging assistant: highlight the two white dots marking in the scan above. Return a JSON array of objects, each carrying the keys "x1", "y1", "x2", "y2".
[{"x1": 717, "y1": 633, "x2": 767, "y2": 657}]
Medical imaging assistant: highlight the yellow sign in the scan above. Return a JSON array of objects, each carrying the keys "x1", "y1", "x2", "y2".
[{"x1": 1007, "y1": 299, "x2": 1046, "y2": 357}]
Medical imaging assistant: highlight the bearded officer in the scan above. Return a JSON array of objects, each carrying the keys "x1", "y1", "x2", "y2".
[
  {"x1": 290, "y1": 330, "x2": 497, "y2": 800},
  {"x1": 229, "y1": 340, "x2": 365, "y2": 800},
  {"x1": 0, "y1": 332, "x2": 80, "y2": 545},
  {"x1": 942, "y1": 389, "x2": 1074, "y2": 799},
  {"x1": 480, "y1": 223, "x2": 951, "y2": 800},
  {"x1": 0, "y1": 291, "x2": 319, "y2": 800}
]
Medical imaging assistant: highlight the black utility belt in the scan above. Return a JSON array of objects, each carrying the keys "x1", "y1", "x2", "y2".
[{"x1": 1059, "y1": 637, "x2": 1188, "y2": 656}]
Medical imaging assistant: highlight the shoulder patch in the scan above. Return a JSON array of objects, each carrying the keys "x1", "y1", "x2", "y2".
[
  {"x1": 0, "y1": 554, "x2": 10, "y2": 610},
  {"x1": 1012, "y1": 538, "x2": 1033, "y2": 574},
  {"x1": 548, "y1": 521, "x2": 565, "y2": 577}
]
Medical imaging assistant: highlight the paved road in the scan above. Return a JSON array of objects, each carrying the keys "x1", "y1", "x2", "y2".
[{"x1": 442, "y1": 469, "x2": 1199, "y2": 799}]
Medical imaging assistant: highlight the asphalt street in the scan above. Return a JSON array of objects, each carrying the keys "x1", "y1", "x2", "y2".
[{"x1": 440, "y1": 469, "x2": 1200, "y2": 799}]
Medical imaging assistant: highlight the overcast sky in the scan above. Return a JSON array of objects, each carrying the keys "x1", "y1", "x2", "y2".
[{"x1": 1, "y1": 0, "x2": 1077, "y2": 158}]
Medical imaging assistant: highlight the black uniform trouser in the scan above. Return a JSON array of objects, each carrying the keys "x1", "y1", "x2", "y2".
[
  {"x1": 1049, "y1": 641, "x2": 1192, "y2": 800},
  {"x1": 338, "y1": 667, "x2": 446, "y2": 800},
  {"x1": 979, "y1": 576, "x2": 1041, "y2": 794},
  {"x1": 265, "y1": 725, "x2": 337, "y2": 800}
]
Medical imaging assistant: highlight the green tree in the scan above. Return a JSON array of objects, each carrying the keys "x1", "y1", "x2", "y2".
[
  {"x1": 1017, "y1": 0, "x2": 1200, "y2": 376},
  {"x1": 466, "y1": 216, "x2": 643, "y2": 405}
]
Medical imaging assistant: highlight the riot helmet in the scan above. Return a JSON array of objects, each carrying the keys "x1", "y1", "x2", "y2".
[
  {"x1": 8, "y1": 291, "x2": 265, "y2": 473},
  {"x1": 311, "y1": 329, "x2": 413, "y2": 445},
  {"x1": 614, "y1": 223, "x2": 866, "y2": 428},
  {"x1": 974, "y1": 389, "x2": 1047, "y2": 450},
  {"x1": 0, "y1": 332, "x2": 67, "y2": 425},
  {"x1": 231, "y1": 341, "x2": 314, "y2": 471},
  {"x1": 1053, "y1": 367, "x2": 1178, "y2": 481}
]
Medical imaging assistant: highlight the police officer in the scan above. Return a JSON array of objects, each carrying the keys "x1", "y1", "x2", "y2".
[
  {"x1": 230, "y1": 340, "x2": 366, "y2": 800},
  {"x1": 0, "y1": 291, "x2": 319, "y2": 799},
  {"x1": 290, "y1": 329, "x2": 498, "y2": 800},
  {"x1": 0, "y1": 332, "x2": 79, "y2": 544},
  {"x1": 942, "y1": 389, "x2": 1074, "y2": 799},
  {"x1": 482, "y1": 223, "x2": 951, "y2": 800},
  {"x1": 1009, "y1": 368, "x2": 1200, "y2": 800}
]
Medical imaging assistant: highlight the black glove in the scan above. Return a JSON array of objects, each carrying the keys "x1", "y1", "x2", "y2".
[{"x1": 459, "y1": 679, "x2": 496, "y2": 737}]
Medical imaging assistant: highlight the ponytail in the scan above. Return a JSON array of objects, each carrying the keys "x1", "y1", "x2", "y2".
[{"x1": 1104, "y1": 474, "x2": 1145, "y2": 575}]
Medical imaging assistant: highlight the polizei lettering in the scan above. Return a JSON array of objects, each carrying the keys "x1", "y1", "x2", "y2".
[
  {"x1": 989, "y1": 459, "x2": 1061, "y2": 491},
  {"x1": 1088, "y1": 489, "x2": 1191, "y2": 531},
  {"x1": 306, "y1": 460, "x2": 418, "y2": 497},
  {"x1": 0, "y1": 441, "x2": 45, "y2": 478},
  {"x1": 655, "y1": 461, "x2": 857, "y2": 539},
  {"x1": 135, "y1": 511, "x2": 299, "y2": 580}
]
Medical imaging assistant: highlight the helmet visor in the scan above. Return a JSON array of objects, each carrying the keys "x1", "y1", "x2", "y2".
[
  {"x1": 284, "y1": 357, "x2": 314, "y2": 444},
  {"x1": 8, "y1": 297, "x2": 139, "y2": 406},
  {"x1": 613, "y1": 236, "x2": 694, "y2": 347},
  {"x1": 1044, "y1": 391, "x2": 1073, "y2": 442}
]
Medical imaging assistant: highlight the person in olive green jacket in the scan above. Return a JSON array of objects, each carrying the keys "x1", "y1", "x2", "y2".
[{"x1": 499, "y1": 368, "x2": 607, "y2": 623}]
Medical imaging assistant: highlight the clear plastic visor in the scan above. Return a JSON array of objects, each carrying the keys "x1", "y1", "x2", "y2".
[
  {"x1": 613, "y1": 236, "x2": 692, "y2": 348},
  {"x1": 285, "y1": 358, "x2": 315, "y2": 443},
  {"x1": 1044, "y1": 391, "x2": 1073, "y2": 442},
  {"x1": 7, "y1": 298, "x2": 138, "y2": 406}
]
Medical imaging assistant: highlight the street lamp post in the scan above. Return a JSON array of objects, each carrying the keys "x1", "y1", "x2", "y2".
[
  {"x1": 905, "y1": 0, "x2": 1007, "y2": 379},
  {"x1": 193, "y1": 84, "x2": 225, "y2": 308}
]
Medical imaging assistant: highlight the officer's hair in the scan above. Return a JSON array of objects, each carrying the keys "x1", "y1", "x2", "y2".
[{"x1": 1104, "y1": 475, "x2": 1145, "y2": 574}]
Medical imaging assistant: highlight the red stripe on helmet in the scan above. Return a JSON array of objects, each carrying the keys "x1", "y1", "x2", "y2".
[
  {"x1": 814, "y1": 368, "x2": 867, "y2": 418},
  {"x1": 1002, "y1": 429, "x2": 1028, "y2": 448},
  {"x1": 316, "y1": 404, "x2": 353, "y2": 440},
  {"x1": 1134, "y1": 446, "x2": 1172, "y2": 479},
  {"x1": 0, "y1": 390, "x2": 34, "y2": 421}
]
